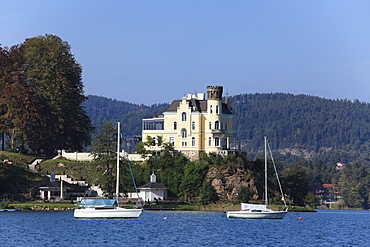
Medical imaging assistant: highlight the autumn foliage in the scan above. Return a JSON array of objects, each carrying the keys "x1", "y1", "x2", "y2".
[{"x1": 0, "y1": 34, "x2": 93, "y2": 154}]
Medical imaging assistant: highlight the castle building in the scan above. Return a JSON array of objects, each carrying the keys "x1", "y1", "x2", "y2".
[{"x1": 142, "y1": 86, "x2": 234, "y2": 159}]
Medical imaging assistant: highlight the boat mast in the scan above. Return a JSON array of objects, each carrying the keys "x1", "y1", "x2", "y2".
[
  {"x1": 116, "y1": 122, "x2": 120, "y2": 203},
  {"x1": 264, "y1": 136, "x2": 268, "y2": 206}
]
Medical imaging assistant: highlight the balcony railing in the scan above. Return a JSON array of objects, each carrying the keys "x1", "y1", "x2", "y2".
[{"x1": 211, "y1": 129, "x2": 225, "y2": 134}]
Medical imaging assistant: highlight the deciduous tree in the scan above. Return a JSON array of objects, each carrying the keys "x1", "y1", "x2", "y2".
[
  {"x1": 281, "y1": 164, "x2": 309, "y2": 206},
  {"x1": 0, "y1": 35, "x2": 93, "y2": 154},
  {"x1": 24, "y1": 34, "x2": 93, "y2": 153}
]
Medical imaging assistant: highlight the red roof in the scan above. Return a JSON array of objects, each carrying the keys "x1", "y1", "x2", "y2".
[{"x1": 322, "y1": 184, "x2": 334, "y2": 188}]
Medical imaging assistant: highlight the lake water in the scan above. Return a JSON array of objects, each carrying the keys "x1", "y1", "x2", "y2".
[{"x1": 1, "y1": 209, "x2": 369, "y2": 246}]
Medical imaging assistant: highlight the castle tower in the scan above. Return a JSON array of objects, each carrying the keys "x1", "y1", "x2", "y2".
[{"x1": 207, "y1": 86, "x2": 223, "y2": 100}]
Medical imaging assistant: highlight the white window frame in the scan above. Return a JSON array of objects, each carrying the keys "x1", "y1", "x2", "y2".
[
  {"x1": 215, "y1": 137, "x2": 220, "y2": 147},
  {"x1": 174, "y1": 121, "x2": 177, "y2": 130},
  {"x1": 181, "y1": 128, "x2": 187, "y2": 139},
  {"x1": 191, "y1": 137, "x2": 196, "y2": 147},
  {"x1": 215, "y1": 120, "x2": 220, "y2": 129},
  {"x1": 182, "y1": 112, "x2": 187, "y2": 122}
]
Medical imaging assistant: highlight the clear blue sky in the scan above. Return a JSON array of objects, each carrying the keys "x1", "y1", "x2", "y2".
[{"x1": 2, "y1": 1, "x2": 370, "y2": 105}]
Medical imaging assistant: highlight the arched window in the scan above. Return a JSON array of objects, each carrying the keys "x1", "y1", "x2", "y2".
[
  {"x1": 210, "y1": 105, "x2": 213, "y2": 114},
  {"x1": 215, "y1": 137, "x2": 220, "y2": 147},
  {"x1": 181, "y1": 128, "x2": 187, "y2": 139},
  {"x1": 208, "y1": 137, "x2": 212, "y2": 146},
  {"x1": 209, "y1": 121, "x2": 212, "y2": 130},
  {"x1": 173, "y1": 121, "x2": 177, "y2": 130},
  {"x1": 215, "y1": 121, "x2": 220, "y2": 129},
  {"x1": 192, "y1": 121, "x2": 196, "y2": 130},
  {"x1": 216, "y1": 105, "x2": 219, "y2": 114},
  {"x1": 192, "y1": 137, "x2": 196, "y2": 146},
  {"x1": 182, "y1": 112, "x2": 187, "y2": 122}
]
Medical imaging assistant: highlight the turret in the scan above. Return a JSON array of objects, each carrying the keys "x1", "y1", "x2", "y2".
[{"x1": 207, "y1": 86, "x2": 223, "y2": 100}]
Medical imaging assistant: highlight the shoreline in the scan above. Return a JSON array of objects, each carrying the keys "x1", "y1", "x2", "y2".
[{"x1": 8, "y1": 203, "x2": 317, "y2": 212}]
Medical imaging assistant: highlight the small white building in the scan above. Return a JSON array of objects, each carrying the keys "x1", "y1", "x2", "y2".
[{"x1": 137, "y1": 173, "x2": 169, "y2": 202}]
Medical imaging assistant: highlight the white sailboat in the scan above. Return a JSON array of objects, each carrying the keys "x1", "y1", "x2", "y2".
[
  {"x1": 227, "y1": 136, "x2": 288, "y2": 219},
  {"x1": 74, "y1": 122, "x2": 143, "y2": 218}
]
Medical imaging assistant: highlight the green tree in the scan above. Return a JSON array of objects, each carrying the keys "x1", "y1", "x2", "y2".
[
  {"x1": 180, "y1": 161, "x2": 209, "y2": 202},
  {"x1": 22, "y1": 34, "x2": 93, "y2": 153},
  {"x1": 235, "y1": 185, "x2": 253, "y2": 204},
  {"x1": 281, "y1": 164, "x2": 309, "y2": 206},
  {"x1": 304, "y1": 192, "x2": 319, "y2": 208},
  {"x1": 155, "y1": 153, "x2": 187, "y2": 197},
  {"x1": 90, "y1": 122, "x2": 117, "y2": 198},
  {"x1": 198, "y1": 180, "x2": 219, "y2": 205},
  {"x1": 136, "y1": 135, "x2": 175, "y2": 158},
  {"x1": 340, "y1": 163, "x2": 370, "y2": 209}
]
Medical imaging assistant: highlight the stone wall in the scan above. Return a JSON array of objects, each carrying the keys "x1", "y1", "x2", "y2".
[{"x1": 58, "y1": 150, "x2": 146, "y2": 162}]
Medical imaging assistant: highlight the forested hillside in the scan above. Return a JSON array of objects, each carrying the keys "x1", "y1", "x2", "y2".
[
  {"x1": 83, "y1": 95, "x2": 169, "y2": 136},
  {"x1": 84, "y1": 93, "x2": 370, "y2": 165},
  {"x1": 230, "y1": 93, "x2": 370, "y2": 151}
]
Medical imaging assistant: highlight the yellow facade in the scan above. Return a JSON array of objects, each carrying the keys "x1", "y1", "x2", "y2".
[{"x1": 142, "y1": 86, "x2": 233, "y2": 159}]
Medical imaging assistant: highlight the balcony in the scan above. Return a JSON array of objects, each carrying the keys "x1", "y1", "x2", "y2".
[
  {"x1": 211, "y1": 150, "x2": 237, "y2": 156},
  {"x1": 211, "y1": 129, "x2": 225, "y2": 134}
]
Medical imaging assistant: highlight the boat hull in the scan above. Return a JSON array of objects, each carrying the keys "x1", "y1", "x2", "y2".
[
  {"x1": 226, "y1": 210, "x2": 288, "y2": 219},
  {"x1": 74, "y1": 207, "x2": 142, "y2": 219},
  {"x1": 0, "y1": 209, "x2": 20, "y2": 212}
]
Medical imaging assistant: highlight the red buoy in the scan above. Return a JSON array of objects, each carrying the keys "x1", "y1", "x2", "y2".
[{"x1": 298, "y1": 217, "x2": 303, "y2": 220}]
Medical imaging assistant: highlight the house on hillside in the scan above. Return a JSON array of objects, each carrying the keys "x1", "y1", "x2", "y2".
[
  {"x1": 315, "y1": 183, "x2": 341, "y2": 207},
  {"x1": 37, "y1": 173, "x2": 71, "y2": 201},
  {"x1": 142, "y1": 86, "x2": 234, "y2": 160},
  {"x1": 37, "y1": 173, "x2": 102, "y2": 201}
]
